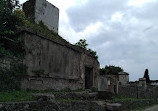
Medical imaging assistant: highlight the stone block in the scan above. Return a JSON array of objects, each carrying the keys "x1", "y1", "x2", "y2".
[
  {"x1": 98, "y1": 76, "x2": 108, "y2": 91},
  {"x1": 106, "y1": 103, "x2": 122, "y2": 111}
]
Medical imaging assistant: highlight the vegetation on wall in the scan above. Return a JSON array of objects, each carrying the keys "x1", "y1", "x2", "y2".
[
  {"x1": 100, "y1": 65, "x2": 124, "y2": 75},
  {"x1": 75, "y1": 39, "x2": 98, "y2": 59}
]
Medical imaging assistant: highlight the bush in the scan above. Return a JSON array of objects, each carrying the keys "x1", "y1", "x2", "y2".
[{"x1": 100, "y1": 65, "x2": 124, "y2": 75}]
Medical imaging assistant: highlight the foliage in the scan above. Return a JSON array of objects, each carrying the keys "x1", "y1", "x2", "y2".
[
  {"x1": 75, "y1": 39, "x2": 88, "y2": 49},
  {"x1": 0, "y1": 32, "x2": 25, "y2": 58},
  {"x1": 0, "y1": 63, "x2": 27, "y2": 91},
  {"x1": 75, "y1": 39, "x2": 98, "y2": 59},
  {"x1": 143, "y1": 68, "x2": 150, "y2": 83},
  {"x1": 0, "y1": 90, "x2": 36, "y2": 102},
  {"x1": 100, "y1": 65, "x2": 124, "y2": 75},
  {"x1": 90, "y1": 87, "x2": 98, "y2": 92},
  {"x1": 0, "y1": 0, "x2": 21, "y2": 31}
]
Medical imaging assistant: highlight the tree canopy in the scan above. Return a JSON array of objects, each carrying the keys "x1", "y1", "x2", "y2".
[
  {"x1": 100, "y1": 65, "x2": 124, "y2": 75},
  {"x1": 0, "y1": 0, "x2": 21, "y2": 31}
]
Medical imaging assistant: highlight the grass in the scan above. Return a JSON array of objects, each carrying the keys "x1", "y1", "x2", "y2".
[
  {"x1": 0, "y1": 90, "x2": 37, "y2": 102},
  {"x1": 114, "y1": 95, "x2": 151, "y2": 101},
  {"x1": 0, "y1": 88, "x2": 90, "y2": 102},
  {"x1": 56, "y1": 98, "x2": 81, "y2": 103},
  {"x1": 19, "y1": 20, "x2": 69, "y2": 45}
]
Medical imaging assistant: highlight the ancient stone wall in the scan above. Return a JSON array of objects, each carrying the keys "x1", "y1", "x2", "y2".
[
  {"x1": 118, "y1": 85, "x2": 137, "y2": 98},
  {"x1": 118, "y1": 74, "x2": 129, "y2": 85},
  {"x1": 0, "y1": 101, "x2": 106, "y2": 111},
  {"x1": 17, "y1": 30, "x2": 99, "y2": 90},
  {"x1": 118, "y1": 84, "x2": 158, "y2": 99}
]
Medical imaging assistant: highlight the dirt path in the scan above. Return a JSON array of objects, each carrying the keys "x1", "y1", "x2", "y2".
[
  {"x1": 143, "y1": 104, "x2": 158, "y2": 111},
  {"x1": 132, "y1": 104, "x2": 158, "y2": 111}
]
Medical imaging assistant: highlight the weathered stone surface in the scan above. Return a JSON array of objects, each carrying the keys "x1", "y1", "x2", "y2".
[
  {"x1": 89, "y1": 92, "x2": 98, "y2": 99},
  {"x1": 33, "y1": 93, "x2": 55, "y2": 102},
  {"x1": 17, "y1": 30, "x2": 99, "y2": 90},
  {"x1": 53, "y1": 91, "x2": 89, "y2": 100},
  {"x1": 0, "y1": 101, "x2": 106, "y2": 111},
  {"x1": 98, "y1": 76, "x2": 108, "y2": 91},
  {"x1": 106, "y1": 103, "x2": 121, "y2": 111},
  {"x1": 23, "y1": 0, "x2": 59, "y2": 33},
  {"x1": 58, "y1": 101, "x2": 106, "y2": 111}
]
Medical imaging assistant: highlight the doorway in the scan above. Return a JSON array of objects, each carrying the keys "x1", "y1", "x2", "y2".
[{"x1": 85, "y1": 67, "x2": 93, "y2": 89}]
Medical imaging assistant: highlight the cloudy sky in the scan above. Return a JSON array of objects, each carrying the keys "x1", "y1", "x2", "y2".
[{"x1": 20, "y1": 0, "x2": 158, "y2": 81}]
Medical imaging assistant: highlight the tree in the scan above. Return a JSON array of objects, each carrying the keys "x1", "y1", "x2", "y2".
[
  {"x1": 0, "y1": 0, "x2": 21, "y2": 31},
  {"x1": 75, "y1": 39, "x2": 98, "y2": 59},
  {"x1": 100, "y1": 65, "x2": 124, "y2": 75},
  {"x1": 75, "y1": 39, "x2": 88, "y2": 49},
  {"x1": 143, "y1": 68, "x2": 150, "y2": 83}
]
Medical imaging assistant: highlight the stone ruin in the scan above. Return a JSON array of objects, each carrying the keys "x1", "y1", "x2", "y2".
[
  {"x1": 0, "y1": 0, "x2": 100, "y2": 91},
  {"x1": 23, "y1": 0, "x2": 59, "y2": 33}
]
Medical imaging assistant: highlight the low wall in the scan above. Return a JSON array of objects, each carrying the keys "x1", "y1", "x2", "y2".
[
  {"x1": 118, "y1": 85, "x2": 158, "y2": 99},
  {"x1": 0, "y1": 101, "x2": 106, "y2": 111},
  {"x1": 118, "y1": 85, "x2": 137, "y2": 98}
]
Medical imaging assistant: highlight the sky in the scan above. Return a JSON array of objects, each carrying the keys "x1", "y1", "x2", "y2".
[{"x1": 20, "y1": 0, "x2": 158, "y2": 81}]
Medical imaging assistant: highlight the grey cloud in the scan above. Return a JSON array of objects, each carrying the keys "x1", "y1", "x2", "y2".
[
  {"x1": 64, "y1": 0, "x2": 158, "y2": 80},
  {"x1": 66, "y1": 0, "x2": 128, "y2": 32}
]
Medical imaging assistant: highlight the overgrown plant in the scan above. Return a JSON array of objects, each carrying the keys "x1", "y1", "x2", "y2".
[
  {"x1": 75, "y1": 39, "x2": 98, "y2": 59},
  {"x1": 100, "y1": 65, "x2": 124, "y2": 75}
]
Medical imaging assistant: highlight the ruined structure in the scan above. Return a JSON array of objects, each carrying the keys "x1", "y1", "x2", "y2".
[
  {"x1": 23, "y1": 0, "x2": 59, "y2": 33},
  {"x1": 15, "y1": 0, "x2": 100, "y2": 90},
  {"x1": 102, "y1": 72, "x2": 129, "y2": 94},
  {"x1": 99, "y1": 70, "x2": 158, "y2": 99},
  {"x1": 16, "y1": 30, "x2": 99, "y2": 90}
]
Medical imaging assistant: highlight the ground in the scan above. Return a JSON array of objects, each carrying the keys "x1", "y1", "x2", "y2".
[
  {"x1": 127, "y1": 104, "x2": 158, "y2": 111},
  {"x1": 144, "y1": 104, "x2": 158, "y2": 111}
]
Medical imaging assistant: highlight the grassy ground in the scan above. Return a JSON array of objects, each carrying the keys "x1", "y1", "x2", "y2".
[
  {"x1": 114, "y1": 95, "x2": 151, "y2": 101},
  {"x1": 0, "y1": 90, "x2": 37, "y2": 102},
  {"x1": 0, "y1": 89, "x2": 90, "y2": 102}
]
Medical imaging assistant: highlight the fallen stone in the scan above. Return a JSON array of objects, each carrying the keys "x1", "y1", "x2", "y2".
[
  {"x1": 89, "y1": 92, "x2": 98, "y2": 99},
  {"x1": 106, "y1": 103, "x2": 122, "y2": 111}
]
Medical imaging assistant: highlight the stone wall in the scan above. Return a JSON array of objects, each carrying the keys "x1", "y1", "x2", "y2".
[
  {"x1": 17, "y1": 30, "x2": 99, "y2": 90},
  {"x1": 0, "y1": 101, "x2": 106, "y2": 111},
  {"x1": 118, "y1": 85, "x2": 158, "y2": 99},
  {"x1": 118, "y1": 85, "x2": 137, "y2": 98},
  {"x1": 118, "y1": 74, "x2": 129, "y2": 85},
  {"x1": 23, "y1": 0, "x2": 59, "y2": 33}
]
